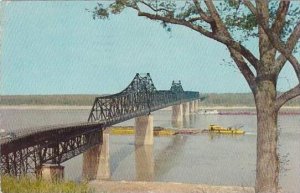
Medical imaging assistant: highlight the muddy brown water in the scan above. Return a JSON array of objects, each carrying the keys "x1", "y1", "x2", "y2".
[{"x1": 1, "y1": 107, "x2": 299, "y2": 193}]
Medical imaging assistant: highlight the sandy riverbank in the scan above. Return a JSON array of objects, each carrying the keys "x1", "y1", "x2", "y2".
[{"x1": 89, "y1": 180, "x2": 254, "y2": 193}]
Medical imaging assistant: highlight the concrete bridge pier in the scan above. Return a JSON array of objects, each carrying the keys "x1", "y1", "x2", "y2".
[
  {"x1": 172, "y1": 104, "x2": 183, "y2": 128},
  {"x1": 189, "y1": 101, "x2": 195, "y2": 113},
  {"x1": 182, "y1": 102, "x2": 189, "y2": 127},
  {"x1": 182, "y1": 102, "x2": 190, "y2": 117},
  {"x1": 82, "y1": 132, "x2": 110, "y2": 180},
  {"x1": 194, "y1": 100, "x2": 199, "y2": 112},
  {"x1": 37, "y1": 164, "x2": 64, "y2": 182},
  {"x1": 135, "y1": 115, "x2": 154, "y2": 145}
]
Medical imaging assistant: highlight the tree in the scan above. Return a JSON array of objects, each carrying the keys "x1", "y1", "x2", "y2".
[{"x1": 91, "y1": 1, "x2": 300, "y2": 193}]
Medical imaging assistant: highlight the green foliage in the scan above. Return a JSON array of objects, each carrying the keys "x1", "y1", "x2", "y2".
[
  {"x1": 90, "y1": 0, "x2": 300, "y2": 47},
  {"x1": 1, "y1": 176, "x2": 94, "y2": 193}
]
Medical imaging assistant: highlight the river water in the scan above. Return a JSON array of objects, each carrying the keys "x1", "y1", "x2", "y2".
[{"x1": 1, "y1": 107, "x2": 299, "y2": 193}]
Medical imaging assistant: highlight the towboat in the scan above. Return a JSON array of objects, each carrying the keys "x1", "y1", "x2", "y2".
[
  {"x1": 207, "y1": 124, "x2": 245, "y2": 134},
  {"x1": 198, "y1": 109, "x2": 219, "y2": 115}
]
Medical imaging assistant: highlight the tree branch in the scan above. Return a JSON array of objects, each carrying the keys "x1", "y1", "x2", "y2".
[
  {"x1": 216, "y1": 36, "x2": 259, "y2": 70},
  {"x1": 192, "y1": 0, "x2": 213, "y2": 23},
  {"x1": 276, "y1": 84, "x2": 300, "y2": 111},
  {"x1": 271, "y1": 1, "x2": 290, "y2": 35},
  {"x1": 188, "y1": 17, "x2": 202, "y2": 22},
  {"x1": 136, "y1": 11, "x2": 214, "y2": 38},
  {"x1": 275, "y1": 21, "x2": 300, "y2": 70},
  {"x1": 258, "y1": 21, "x2": 300, "y2": 82},
  {"x1": 228, "y1": 48, "x2": 257, "y2": 93},
  {"x1": 140, "y1": 1, "x2": 172, "y2": 14},
  {"x1": 131, "y1": 1, "x2": 260, "y2": 79},
  {"x1": 202, "y1": 0, "x2": 259, "y2": 70},
  {"x1": 251, "y1": 1, "x2": 300, "y2": 82},
  {"x1": 204, "y1": 0, "x2": 226, "y2": 30},
  {"x1": 243, "y1": 0, "x2": 256, "y2": 15},
  {"x1": 255, "y1": 0, "x2": 270, "y2": 28}
]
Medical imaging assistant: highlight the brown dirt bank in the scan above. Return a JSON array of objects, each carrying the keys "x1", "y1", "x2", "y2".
[{"x1": 89, "y1": 180, "x2": 254, "y2": 193}]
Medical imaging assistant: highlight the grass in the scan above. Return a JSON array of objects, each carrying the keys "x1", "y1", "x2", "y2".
[{"x1": 1, "y1": 176, "x2": 94, "y2": 193}]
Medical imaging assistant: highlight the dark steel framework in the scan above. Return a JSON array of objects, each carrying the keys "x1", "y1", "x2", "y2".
[
  {"x1": 1, "y1": 73, "x2": 199, "y2": 176},
  {"x1": 1, "y1": 127, "x2": 103, "y2": 176},
  {"x1": 88, "y1": 73, "x2": 199, "y2": 124}
]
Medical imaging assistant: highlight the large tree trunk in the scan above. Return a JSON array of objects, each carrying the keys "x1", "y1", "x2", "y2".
[{"x1": 254, "y1": 79, "x2": 279, "y2": 193}]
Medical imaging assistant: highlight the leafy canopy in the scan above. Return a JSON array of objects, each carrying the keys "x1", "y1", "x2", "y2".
[{"x1": 90, "y1": 0, "x2": 300, "y2": 45}]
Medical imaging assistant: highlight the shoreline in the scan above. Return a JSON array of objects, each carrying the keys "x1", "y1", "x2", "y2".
[
  {"x1": 0, "y1": 105, "x2": 299, "y2": 110},
  {"x1": 89, "y1": 180, "x2": 254, "y2": 193}
]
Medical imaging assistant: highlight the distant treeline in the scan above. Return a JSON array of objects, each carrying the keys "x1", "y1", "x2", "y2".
[
  {"x1": 0, "y1": 95, "x2": 97, "y2": 106},
  {"x1": 1, "y1": 94, "x2": 299, "y2": 106},
  {"x1": 201, "y1": 93, "x2": 300, "y2": 107}
]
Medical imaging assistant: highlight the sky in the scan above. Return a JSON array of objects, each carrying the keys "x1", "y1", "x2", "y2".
[{"x1": 0, "y1": 1, "x2": 298, "y2": 95}]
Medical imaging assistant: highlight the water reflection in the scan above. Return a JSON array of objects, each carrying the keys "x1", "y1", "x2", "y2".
[
  {"x1": 154, "y1": 135, "x2": 188, "y2": 179},
  {"x1": 135, "y1": 145, "x2": 154, "y2": 181},
  {"x1": 134, "y1": 135, "x2": 188, "y2": 181},
  {"x1": 206, "y1": 132, "x2": 245, "y2": 141},
  {"x1": 171, "y1": 114, "x2": 197, "y2": 129},
  {"x1": 171, "y1": 119, "x2": 183, "y2": 128}
]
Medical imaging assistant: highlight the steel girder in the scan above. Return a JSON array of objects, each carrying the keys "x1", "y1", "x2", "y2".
[
  {"x1": 0, "y1": 130, "x2": 102, "y2": 176},
  {"x1": 88, "y1": 73, "x2": 199, "y2": 123}
]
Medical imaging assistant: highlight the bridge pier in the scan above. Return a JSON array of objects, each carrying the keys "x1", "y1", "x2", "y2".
[
  {"x1": 194, "y1": 100, "x2": 199, "y2": 112},
  {"x1": 37, "y1": 164, "x2": 64, "y2": 181},
  {"x1": 172, "y1": 104, "x2": 183, "y2": 128},
  {"x1": 135, "y1": 115, "x2": 153, "y2": 145},
  {"x1": 189, "y1": 101, "x2": 195, "y2": 113},
  {"x1": 82, "y1": 132, "x2": 110, "y2": 180},
  {"x1": 182, "y1": 102, "x2": 190, "y2": 116}
]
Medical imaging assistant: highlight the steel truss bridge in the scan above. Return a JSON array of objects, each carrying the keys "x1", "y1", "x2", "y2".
[{"x1": 0, "y1": 73, "x2": 200, "y2": 176}]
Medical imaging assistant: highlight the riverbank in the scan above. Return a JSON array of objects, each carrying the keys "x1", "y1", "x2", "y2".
[{"x1": 89, "y1": 180, "x2": 254, "y2": 193}]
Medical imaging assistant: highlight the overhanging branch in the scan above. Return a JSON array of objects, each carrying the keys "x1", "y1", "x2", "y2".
[
  {"x1": 202, "y1": 0, "x2": 259, "y2": 69},
  {"x1": 276, "y1": 84, "x2": 300, "y2": 111},
  {"x1": 137, "y1": 11, "x2": 214, "y2": 38},
  {"x1": 228, "y1": 48, "x2": 257, "y2": 93}
]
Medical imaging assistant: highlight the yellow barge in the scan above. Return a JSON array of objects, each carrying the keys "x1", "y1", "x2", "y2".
[
  {"x1": 207, "y1": 124, "x2": 245, "y2": 134},
  {"x1": 110, "y1": 126, "x2": 176, "y2": 136}
]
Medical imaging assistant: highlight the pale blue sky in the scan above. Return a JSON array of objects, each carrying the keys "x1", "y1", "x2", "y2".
[{"x1": 1, "y1": 1, "x2": 298, "y2": 95}]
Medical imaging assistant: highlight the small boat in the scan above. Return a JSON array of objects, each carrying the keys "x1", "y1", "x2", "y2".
[
  {"x1": 198, "y1": 110, "x2": 219, "y2": 115},
  {"x1": 206, "y1": 124, "x2": 245, "y2": 134}
]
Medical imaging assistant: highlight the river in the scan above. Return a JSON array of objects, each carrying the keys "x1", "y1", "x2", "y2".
[{"x1": 0, "y1": 107, "x2": 299, "y2": 193}]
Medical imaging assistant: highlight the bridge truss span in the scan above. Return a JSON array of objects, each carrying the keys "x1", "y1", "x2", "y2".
[{"x1": 88, "y1": 73, "x2": 199, "y2": 123}]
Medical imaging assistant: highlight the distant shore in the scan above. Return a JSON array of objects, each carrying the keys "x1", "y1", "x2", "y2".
[
  {"x1": 0, "y1": 105, "x2": 299, "y2": 110},
  {"x1": 0, "y1": 105, "x2": 92, "y2": 110}
]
